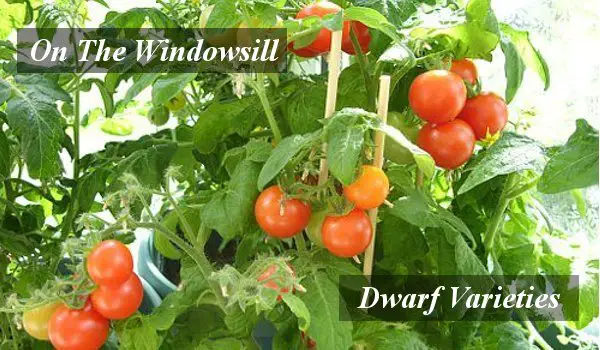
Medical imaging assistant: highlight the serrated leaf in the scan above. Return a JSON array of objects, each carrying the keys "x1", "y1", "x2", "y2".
[
  {"x1": 352, "y1": 0, "x2": 421, "y2": 27},
  {"x1": 458, "y1": 132, "x2": 546, "y2": 195},
  {"x1": 102, "y1": 8, "x2": 177, "y2": 28},
  {"x1": 151, "y1": 73, "x2": 195, "y2": 106},
  {"x1": 344, "y1": 6, "x2": 402, "y2": 43},
  {"x1": 123, "y1": 73, "x2": 160, "y2": 105},
  {"x1": 257, "y1": 131, "x2": 320, "y2": 190},
  {"x1": 202, "y1": 159, "x2": 261, "y2": 240},
  {"x1": 300, "y1": 271, "x2": 353, "y2": 350},
  {"x1": 538, "y1": 119, "x2": 599, "y2": 194}
]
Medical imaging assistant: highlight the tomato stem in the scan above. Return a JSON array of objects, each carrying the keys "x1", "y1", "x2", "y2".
[
  {"x1": 294, "y1": 235, "x2": 307, "y2": 252},
  {"x1": 250, "y1": 73, "x2": 283, "y2": 145},
  {"x1": 483, "y1": 173, "x2": 519, "y2": 253},
  {"x1": 350, "y1": 28, "x2": 377, "y2": 112}
]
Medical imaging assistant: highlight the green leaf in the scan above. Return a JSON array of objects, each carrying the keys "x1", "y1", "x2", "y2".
[
  {"x1": 152, "y1": 73, "x2": 195, "y2": 106},
  {"x1": 115, "y1": 316, "x2": 162, "y2": 350},
  {"x1": 479, "y1": 322, "x2": 537, "y2": 350},
  {"x1": 109, "y1": 144, "x2": 177, "y2": 190},
  {"x1": 77, "y1": 168, "x2": 108, "y2": 213},
  {"x1": 257, "y1": 131, "x2": 320, "y2": 190},
  {"x1": 500, "y1": 23, "x2": 550, "y2": 91},
  {"x1": 2, "y1": 76, "x2": 68, "y2": 179},
  {"x1": 282, "y1": 294, "x2": 311, "y2": 332},
  {"x1": 379, "y1": 212, "x2": 428, "y2": 267},
  {"x1": 355, "y1": 325, "x2": 430, "y2": 350},
  {"x1": 351, "y1": 0, "x2": 422, "y2": 27},
  {"x1": 193, "y1": 97, "x2": 258, "y2": 154},
  {"x1": 500, "y1": 36, "x2": 525, "y2": 104},
  {"x1": 343, "y1": 7, "x2": 402, "y2": 43},
  {"x1": 410, "y1": 0, "x2": 500, "y2": 60},
  {"x1": 0, "y1": 131, "x2": 10, "y2": 180},
  {"x1": 285, "y1": 81, "x2": 326, "y2": 134},
  {"x1": 101, "y1": 118, "x2": 133, "y2": 136},
  {"x1": 458, "y1": 132, "x2": 546, "y2": 195},
  {"x1": 389, "y1": 191, "x2": 476, "y2": 246},
  {"x1": 157, "y1": 211, "x2": 184, "y2": 260},
  {"x1": 300, "y1": 271, "x2": 353, "y2": 350},
  {"x1": 325, "y1": 109, "x2": 372, "y2": 185},
  {"x1": 123, "y1": 73, "x2": 160, "y2": 105},
  {"x1": 102, "y1": 8, "x2": 177, "y2": 28},
  {"x1": 202, "y1": 159, "x2": 261, "y2": 241},
  {"x1": 205, "y1": 0, "x2": 241, "y2": 28},
  {"x1": 538, "y1": 119, "x2": 599, "y2": 194}
]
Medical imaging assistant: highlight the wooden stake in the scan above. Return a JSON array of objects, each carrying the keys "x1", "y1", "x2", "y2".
[
  {"x1": 362, "y1": 75, "x2": 391, "y2": 279},
  {"x1": 317, "y1": 30, "x2": 343, "y2": 185}
]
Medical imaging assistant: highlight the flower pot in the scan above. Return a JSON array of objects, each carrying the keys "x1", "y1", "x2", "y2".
[
  {"x1": 136, "y1": 232, "x2": 178, "y2": 298},
  {"x1": 139, "y1": 276, "x2": 162, "y2": 314}
]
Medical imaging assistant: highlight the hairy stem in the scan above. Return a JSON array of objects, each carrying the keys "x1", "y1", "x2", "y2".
[
  {"x1": 252, "y1": 73, "x2": 282, "y2": 144},
  {"x1": 350, "y1": 28, "x2": 376, "y2": 111}
]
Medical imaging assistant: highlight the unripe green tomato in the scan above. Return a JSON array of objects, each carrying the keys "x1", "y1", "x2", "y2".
[
  {"x1": 384, "y1": 112, "x2": 421, "y2": 165},
  {"x1": 148, "y1": 105, "x2": 170, "y2": 126},
  {"x1": 165, "y1": 93, "x2": 186, "y2": 112},
  {"x1": 199, "y1": 5, "x2": 240, "y2": 47}
]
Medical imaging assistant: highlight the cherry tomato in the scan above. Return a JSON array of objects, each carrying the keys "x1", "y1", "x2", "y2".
[
  {"x1": 408, "y1": 70, "x2": 467, "y2": 124},
  {"x1": 165, "y1": 93, "x2": 186, "y2": 112},
  {"x1": 384, "y1": 112, "x2": 421, "y2": 165},
  {"x1": 288, "y1": 42, "x2": 320, "y2": 58},
  {"x1": 199, "y1": 5, "x2": 240, "y2": 47},
  {"x1": 86, "y1": 240, "x2": 133, "y2": 287},
  {"x1": 48, "y1": 300, "x2": 109, "y2": 350},
  {"x1": 296, "y1": 1, "x2": 349, "y2": 54},
  {"x1": 450, "y1": 59, "x2": 478, "y2": 85},
  {"x1": 342, "y1": 21, "x2": 371, "y2": 55},
  {"x1": 257, "y1": 264, "x2": 296, "y2": 300},
  {"x1": 255, "y1": 186, "x2": 312, "y2": 238},
  {"x1": 343, "y1": 165, "x2": 390, "y2": 210},
  {"x1": 91, "y1": 274, "x2": 143, "y2": 320},
  {"x1": 417, "y1": 119, "x2": 476, "y2": 169},
  {"x1": 457, "y1": 92, "x2": 508, "y2": 140},
  {"x1": 322, "y1": 209, "x2": 372, "y2": 257},
  {"x1": 148, "y1": 105, "x2": 170, "y2": 126},
  {"x1": 22, "y1": 302, "x2": 61, "y2": 340}
]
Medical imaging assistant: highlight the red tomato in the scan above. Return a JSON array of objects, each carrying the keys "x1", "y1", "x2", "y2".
[
  {"x1": 288, "y1": 42, "x2": 320, "y2": 58},
  {"x1": 450, "y1": 59, "x2": 478, "y2": 85},
  {"x1": 457, "y1": 92, "x2": 509, "y2": 140},
  {"x1": 408, "y1": 70, "x2": 467, "y2": 124},
  {"x1": 322, "y1": 209, "x2": 372, "y2": 257},
  {"x1": 86, "y1": 240, "x2": 133, "y2": 287},
  {"x1": 48, "y1": 300, "x2": 109, "y2": 350},
  {"x1": 417, "y1": 119, "x2": 476, "y2": 169},
  {"x1": 296, "y1": 1, "x2": 349, "y2": 54},
  {"x1": 91, "y1": 274, "x2": 143, "y2": 320},
  {"x1": 343, "y1": 165, "x2": 389, "y2": 210},
  {"x1": 255, "y1": 186, "x2": 312, "y2": 238},
  {"x1": 257, "y1": 264, "x2": 296, "y2": 300},
  {"x1": 342, "y1": 21, "x2": 371, "y2": 55}
]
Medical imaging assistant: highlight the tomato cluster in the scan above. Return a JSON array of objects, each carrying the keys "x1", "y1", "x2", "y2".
[
  {"x1": 409, "y1": 59, "x2": 509, "y2": 169},
  {"x1": 23, "y1": 240, "x2": 143, "y2": 349},
  {"x1": 289, "y1": 1, "x2": 371, "y2": 58},
  {"x1": 255, "y1": 165, "x2": 389, "y2": 258}
]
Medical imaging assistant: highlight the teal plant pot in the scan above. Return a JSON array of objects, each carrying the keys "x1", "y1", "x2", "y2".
[
  {"x1": 139, "y1": 276, "x2": 162, "y2": 314},
  {"x1": 136, "y1": 233, "x2": 178, "y2": 298}
]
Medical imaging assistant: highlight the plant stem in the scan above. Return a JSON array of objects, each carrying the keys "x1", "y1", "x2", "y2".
[
  {"x1": 520, "y1": 312, "x2": 553, "y2": 350},
  {"x1": 294, "y1": 235, "x2": 307, "y2": 252},
  {"x1": 252, "y1": 73, "x2": 282, "y2": 145},
  {"x1": 483, "y1": 173, "x2": 518, "y2": 253},
  {"x1": 164, "y1": 180, "x2": 196, "y2": 244},
  {"x1": 350, "y1": 29, "x2": 376, "y2": 111}
]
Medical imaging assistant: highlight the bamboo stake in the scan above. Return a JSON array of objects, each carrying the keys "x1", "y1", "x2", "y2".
[
  {"x1": 317, "y1": 30, "x2": 344, "y2": 185},
  {"x1": 362, "y1": 75, "x2": 391, "y2": 279}
]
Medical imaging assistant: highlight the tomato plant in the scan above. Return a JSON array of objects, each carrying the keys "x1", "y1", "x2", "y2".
[
  {"x1": 255, "y1": 186, "x2": 312, "y2": 239},
  {"x1": 48, "y1": 301, "x2": 110, "y2": 350},
  {"x1": 417, "y1": 119, "x2": 476, "y2": 169},
  {"x1": 450, "y1": 59, "x2": 478, "y2": 85},
  {"x1": 458, "y1": 92, "x2": 509, "y2": 140},
  {"x1": 91, "y1": 273, "x2": 143, "y2": 320},
  {"x1": 322, "y1": 209, "x2": 373, "y2": 258},
  {"x1": 86, "y1": 240, "x2": 134, "y2": 287},
  {"x1": 0, "y1": 0, "x2": 597, "y2": 349},
  {"x1": 409, "y1": 70, "x2": 467, "y2": 124},
  {"x1": 22, "y1": 302, "x2": 61, "y2": 340},
  {"x1": 343, "y1": 165, "x2": 390, "y2": 210}
]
